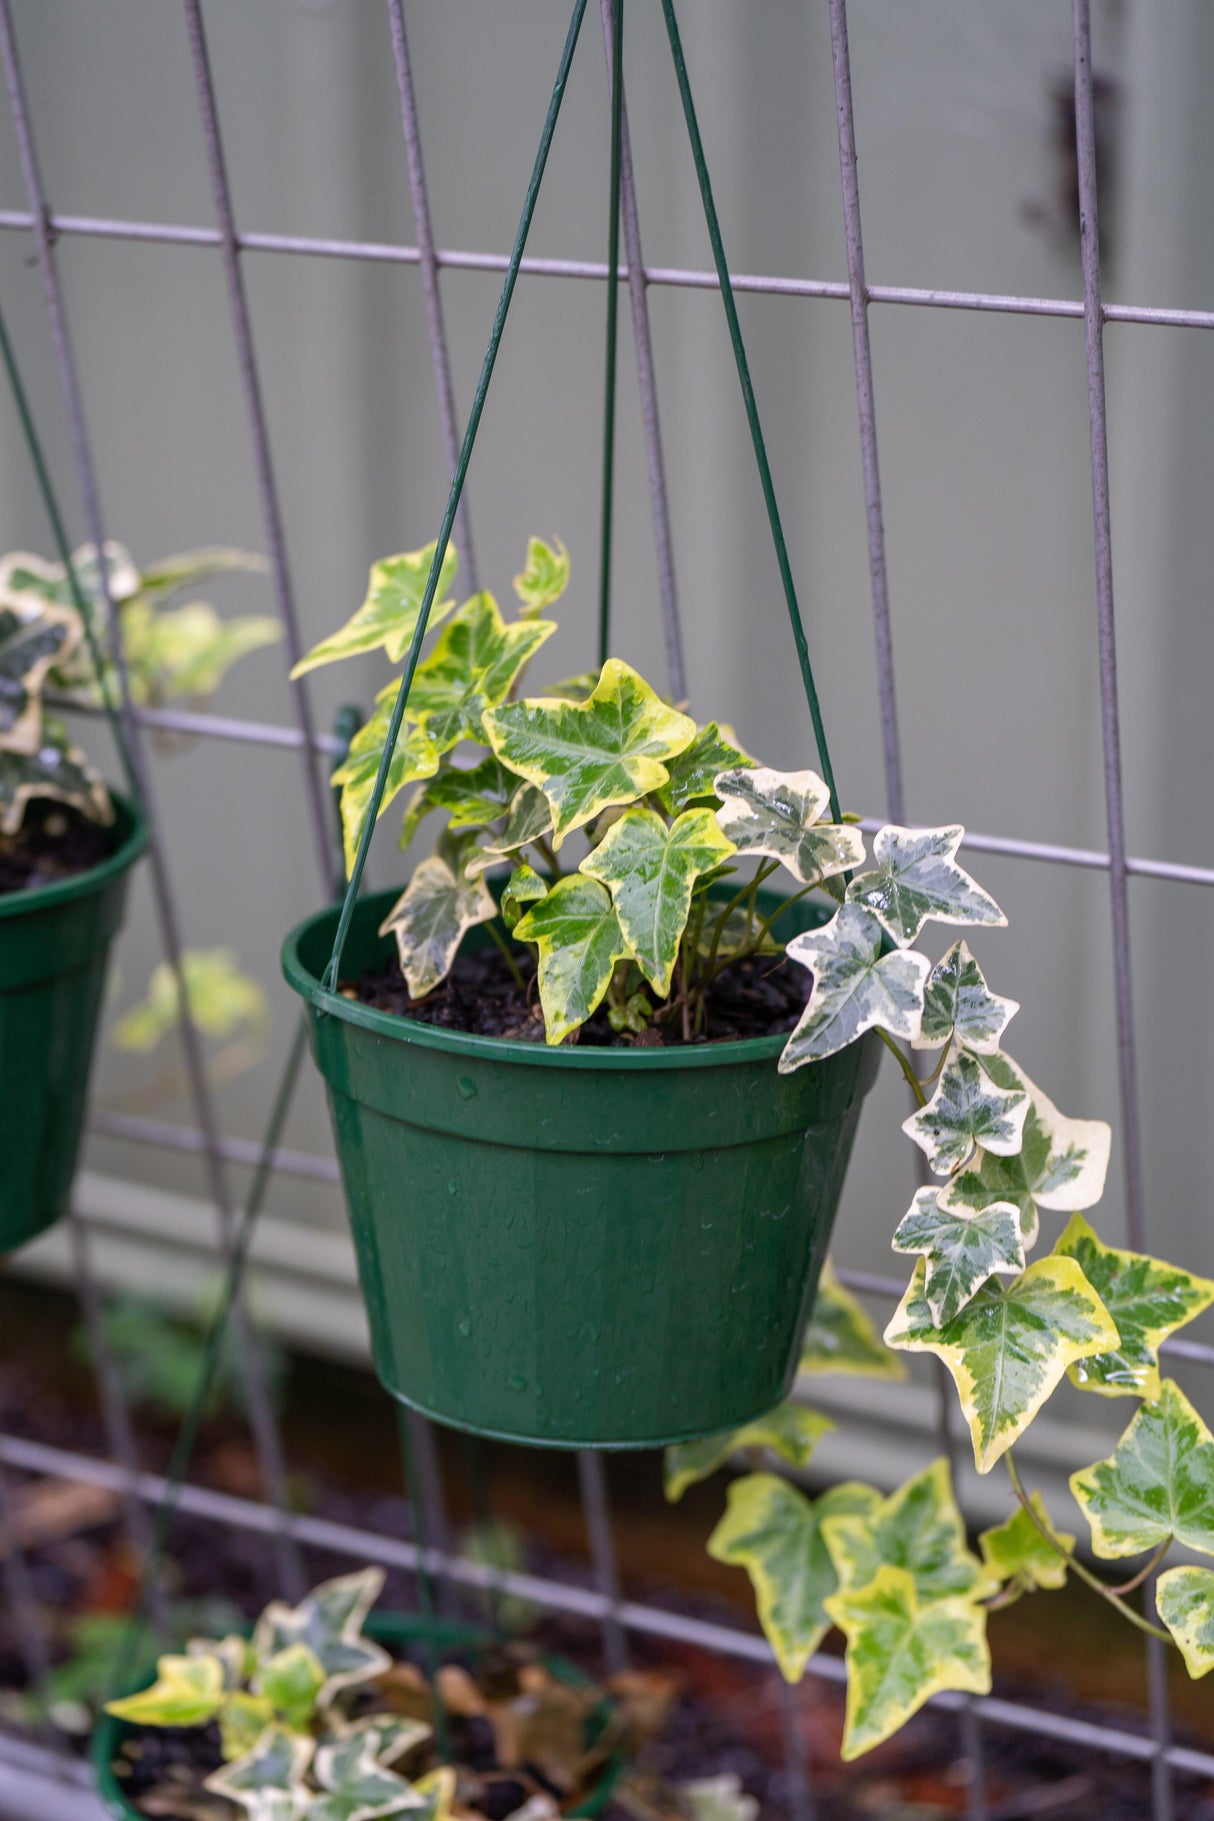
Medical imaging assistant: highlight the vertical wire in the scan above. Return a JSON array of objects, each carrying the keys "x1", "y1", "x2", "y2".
[
  {"x1": 0, "y1": 1461, "x2": 56, "y2": 1743},
  {"x1": 778, "y1": 1678, "x2": 814, "y2": 1821},
  {"x1": 597, "y1": 0, "x2": 684, "y2": 700},
  {"x1": 597, "y1": 0, "x2": 624, "y2": 664},
  {"x1": 0, "y1": 0, "x2": 304, "y2": 1601},
  {"x1": 1071, "y1": 7, "x2": 1169, "y2": 1818},
  {"x1": 576, "y1": 1452, "x2": 628, "y2": 1677}
]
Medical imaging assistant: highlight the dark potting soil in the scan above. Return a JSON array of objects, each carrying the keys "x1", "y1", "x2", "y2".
[
  {"x1": 0, "y1": 800, "x2": 114, "y2": 896},
  {"x1": 351, "y1": 945, "x2": 810, "y2": 1046}
]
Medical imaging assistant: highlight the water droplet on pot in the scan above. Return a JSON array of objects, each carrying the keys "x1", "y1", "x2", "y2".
[
  {"x1": 458, "y1": 1318, "x2": 472, "y2": 1338},
  {"x1": 457, "y1": 1076, "x2": 477, "y2": 1100},
  {"x1": 508, "y1": 1372, "x2": 528, "y2": 1393},
  {"x1": 448, "y1": 1179, "x2": 458, "y2": 1196}
]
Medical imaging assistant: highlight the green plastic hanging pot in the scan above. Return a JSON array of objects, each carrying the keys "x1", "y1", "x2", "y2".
[
  {"x1": 0, "y1": 791, "x2": 147, "y2": 1255},
  {"x1": 282, "y1": 884, "x2": 880, "y2": 1450}
]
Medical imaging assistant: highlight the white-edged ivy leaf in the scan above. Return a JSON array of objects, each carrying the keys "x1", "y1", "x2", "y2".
[
  {"x1": 913, "y1": 939, "x2": 1019, "y2": 1054},
  {"x1": 846, "y1": 825, "x2": 1005, "y2": 948},
  {"x1": 892, "y1": 1188, "x2": 1026, "y2": 1329},
  {"x1": 823, "y1": 1565, "x2": 991, "y2": 1761},
  {"x1": 0, "y1": 596, "x2": 82, "y2": 753},
  {"x1": 978, "y1": 1494, "x2": 1074, "y2": 1594},
  {"x1": 291, "y1": 543, "x2": 458, "y2": 676},
  {"x1": 398, "y1": 753, "x2": 519, "y2": 851},
  {"x1": 484, "y1": 659, "x2": 696, "y2": 847},
  {"x1": 714, "y1": 766, "x2": 864, "y2": 887},
  {"x1": 886, "y1": 1257, "x2": 1119, "y2": 1473},
  {"x1": 205, "y1": 1726, "x2": 314, "y2": 1816},
  {"x1": 821, "y1": 1458, "x2": 995, "y2": 1605},
  {"x1": 513, "y1": 535, "x2": 569, "y2": 615},
  {"x1": 378, "y1": 853, "x2": 496, "y2": 999},
  {"x1": 501, "y1": 862, "x2": 548, "y2": 931},
  {"x1": 707, "y1": 1473, "x2": 881, "y2": 1681},
  {"x1": 404, "y1": 592, "x2": 555, "y2": 746},
  {"x1": 903, "y1": 1052, "x2": 1029, "y2": 1176},
  {"x1": 680, "y1": 1776, "x2": 758, "y2": 1821},
  {"x1": 778, "y1": 903, "x2": 930, "y2": 1069},
  {"x1": 309, "y1": 1732, "x2": 427, "y2": 1821},
  {"x1": 252, "y1": 1569, "x2": 391, "y2": 1707},
  {"x1": 801, "y1": 1261, "x2": 907, "y2": 1380},
  {"x1": 323, "y1": 1716, "x2": 433, "y2": 1770},
  {"x1": 0, "y1": 542, "x2": 141, "y2": 615},
  {"x1": 1070, "y1": 1381, "x2": 1214, "y2": 1560},
  {"x1": 253, "y1": 1643, "x2": 326, "y2": 1732},
  {"x1": 103, "y1": 1652, "x2": 225, "y2": 1729},
  {"x1": 0, "y1": 732, "x2": 113, "y2": 836},
  {"x1": 580, "y1": 805, "x2": 736, "y2": 996},
  {"x1": 664, "y1": 1402, "x2": 834, "y2": 1503},
  {"x1": 654, "y1": 723, "x2": 754, "y2": 815},
  {"x1": 1053, "y1": 1214, "x2": 1214, "y2": 1400},
  {"x1": 1156, "y1": 1568, "x2": 1214, "y2": 1679},
  {"x1": 513, "y1": 875, "x2": 631, "y2": 1044},
  {"x1": 332, "y1": 704, "x2": 445, "y2": 876}
]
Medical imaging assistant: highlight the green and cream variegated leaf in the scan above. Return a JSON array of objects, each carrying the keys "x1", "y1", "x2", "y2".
[
  {"x1": 252, "y1": 1569, "x2": 390, "y2": 1707},
  {"x1": 892, "y1": 1188, "x2": 1026, "y2": 1328},
  {"x1": 0, "y1": 542, "x2": 141, "y2": 616},
  {"x1": 695, "y1": 906, "x2": 780, "y2": 962},
  {"x1": 513, "y1": 535, "x2": 569, "y2": 615},
  {"x1": 1053, "y1": 1214, "x2": 1214, "y2": 1400},
  {"x1": 291, "y1": 543, "x2": 458, "y2": 676},
  {"x1": 219, "y1": 1692, "x2": 277, "y2": 1764},
  {"x1": 913, "y1": 940, "x2": 1019, "y2": 1054},
  {"x1": 978, "y1": 1494, "x2": 1074, "y2": 1594},
  {"x1": 483, "y1": 780, "x2": 554, "y2": 861},
  {"x1": 779, "y1": 903, "x2": 930, "y2": 1069},
  {"x1": 0, "y1": 596, "x2": 82, "y2": 753},
  {"x1": 823, "y1": 1566, "x2": 991, "y2": 1761},
  {"x1": 484, "y1": 660, "x2": 696, "y2": 847},
  {"x1": 134, "y1": 545, "x2": 269, "y2": 601},
  {"x1": 205, "y1": 1726, "x2": 314, "y2": 1816},
  {"x1": 820, "y1": 1458, "x2": 995, "y2": 1607},
  {"x1": 332, "y1": 702, "x2": 446, "y2": 877},
  {"x1": 801, "y1": 1261, "x2": 907, "y2": 1380},
  {"x1": 403, "y1": 592, "x2": 555, "y2": 747},
  {"x1": 886, "y1": 1258, "x2": 1119, "y2": 1473},
  {"x1": 713, "y1": 766, "x2": 864, "y2": 887},
  {"x1": 104, "y1": 1652, "x2": 225, "y2": 1729},
  {"x1": 378, "y1": 854, "x2": 496, "y2": 999},
  {"x1": 654, "y1": 723, "x2": 753, "y2": 815},
  {"x1": 254, "y1": 1644, "x2": 326, "y2": 1732},
  {"x1": 846, "y1": 825, "x2": 1006, "y2": 948},
  {"x1": 513, "y1": 875, "x2": 631, "y2": 1043},
  {"x1": 1156, "y1": 1568, "x2": 1214, "y2": 1678},
  {"x1": 323, "y1": 1717, "x2": 432, "y2": 1771},
  {"x1": 902, "y1": 1052, "x2": 1029, "y2": 1175},
  {"x1": 111, "y1": 948, "x2": 269, "y2": 1053},
  {"x1": 580, "y1": 805, "x2": 736, "y2": 996},
  {"x1": 680, "y1": 1776, "x2": 758, "y2": 1821},
  {"x1": 0, "y1": 731, "x2": 113, "y2": 835},
  {"x1": 398, "y1": 753, "x2": 518, "y2": 851},
  {"x1": 309, "y1": 1733, "x2": 427, "y2": 1821},
  {"x1": 707, "y1": 1473, "x2": 881, "y2": 1681},
  {"x1": 1069, "y1": 1381, "x2": 1214, "y2": 1560},
  {"x1": 664, "y1": 1401, "x2": 834, "y2": 1503},
  {"x1": 501, "y1": 863, "x2": 548, "y2": 931}
]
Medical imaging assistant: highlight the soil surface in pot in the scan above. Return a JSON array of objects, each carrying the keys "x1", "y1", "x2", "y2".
[
  {"x1": 0, "y1": 801, "x2": 115, "y2": 896},
  {"x1": 351, "y1": 947, "x2": 810, "y2": 1046}
]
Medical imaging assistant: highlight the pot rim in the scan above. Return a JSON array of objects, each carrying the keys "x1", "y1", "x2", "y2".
[{"x1": 0, "y1": 789, "x2": 148, "y2": 923}]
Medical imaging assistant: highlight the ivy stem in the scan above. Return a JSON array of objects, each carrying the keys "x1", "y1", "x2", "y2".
[
  {"x1": 877, "y1": 1029, "x2": 927, "y2": 1107},
  {"x1": 701, "y1": 860, "x2": 780, "y2": 982},
  {"x1": 1108, "y1": 1540, "x2": 1172, "y2": 1597},
  {"x1": 485, "y1": 921, "x2": 527, "y2": 992},
  {"x1": 1004, "y1": 1451, "x2": 1174, "y2": 1645},
  {"x1": 534, "y1": 835, "x2": 561, "y2": 877}
]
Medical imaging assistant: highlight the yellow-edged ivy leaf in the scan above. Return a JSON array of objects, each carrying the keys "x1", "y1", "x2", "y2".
[
  {"x1": 205, "y1": 1725, "x2": 314, "y2": 1815},
  {"x1": 111, "y1": 948, "x2": 269, "y2": 1053},
  {"x1": 654, "y1": 723, "x2": 754, "y2": 816},
  {"x1": 664, "y1": 1401, "x2": 835, "y2": 1503},
  {"x1": 125, "y1": 598, "x2": 281, "y2": 703},
  {"x1": 513, "y1": 535, "x2": 569, "y2": 615},
  {"x1": 543, "y1": 671, "x2": 599, "y2": 702},
  {"x1": 912, "y1": 939, "x2": 1019, "y2": 1054},
  {"x1": 378, "y1": 852, "x2": 496, "y2": 999},
  {"x1": 104, "y1": 1652, "x2": 225, "y2": 1728},
  {"x1": 902, "y1": 1052, "x2": 1029, "y2": 1177},
  {"x1": 801, "y1": 1261, "x2": 907, "y2": 1381},
  {"x1": 892, "y1": 1188, "x2": 1026, "y2": 1328},
  {"x1": 821, "y1": 1459, "x2": 995, "y2": 1606},
  {"x1": 404, "y1": 592, "x2": 555, "y2": 746},
  {"x1": 414, "y1": 1768, "x2": 457, "y2": 1820},
  {"x1": 218, "y1": 1691, "x2": 276, "y2": 1762},
  {"x1": 513, "y1": 876, "x2": 631, "y2": 1044},
  {"x1": 1070, "y1": 1380, "x2": 1214, "y2": 1560},
  {"x1": 846, "y1": 824, "x2": 1006, "y2": 949},
  {"x1": 398, "y1": 753, "x2": 519, "y2": 851},
  {"x1": 1053, "y1": 1214, "x2": 1214, "y2": 1400},
  {"x1": 707, "y1": 1473, "x2": 881, "y2": 1681},
  {"x1": 714, "y1": 766, "x2": 864, "y2": 887},
  {"x1": 581, "y1": 805, "x2": 736, "y2": 996},
  {"x1": 0, "y1": 595, "x2": 82, "y2": 753},
  {"x1": 0, "y1": 729, "x2": 112, "y2": 836},
  {"x1": 483, "y1": 659, "x2": 696, "y2": 847},
  {"x1": 886, "y1": 1257, "x2": 1119, "y2": 1474},
  {"x1": 254, "y1": 1642, "x2": 326, "y2": 1732},
  {"x1": 779, "y1": 903, "x2": 930, "y2": 1068},
  {"x1": 823, "y1": 1565, "x2": 991, "y2": 1760},
  {"x1": 134, "y1": 544, "x2": 269, "y2": 601},
  {"x1": 332, "y1": 701, "x2": 445, "y2": 876},
  {"x1": 501, "y1": 862, "x2": 548, "y2": 931},
  {"x1": 483, "y1": 780, "x2": 554, "y2": 861},
  {"x1": 1156, "y1": 1568, "x2": 1214, "y2": 1679},
  {"x1": 291, "y1": 543, "x2": 458, "y2": 676},
  {"x1": 978, "y1": 1493, "x2": 1074, "y2": 1595},
  {"x1": 252, "y1": 1569, "x2": 391, "y2": 1707}
]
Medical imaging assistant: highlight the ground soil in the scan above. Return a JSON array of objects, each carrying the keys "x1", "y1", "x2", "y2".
[
  {"x1": 0, "y1": 800, "x2": 114, "y2": 896},
  {"x1": 351, "y1": 946, "x2": 809, "y2": 1046}
]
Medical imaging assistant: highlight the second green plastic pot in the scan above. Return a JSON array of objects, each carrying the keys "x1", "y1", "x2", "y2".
[
  {"x1": 0, "y1": 792, "x2": 147, "y2": 1254},
  {"x1": 283, "y1": 885, "x2": 880, "y2": 1450}
]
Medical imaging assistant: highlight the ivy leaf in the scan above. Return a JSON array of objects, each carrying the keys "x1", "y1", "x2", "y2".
[
  {"x1": 823, "y1": 1566, "x2": 991, "y2": 1761},
  {"x1": 309, "y1": 1732, "x2": 427, "y2": 1821},
  {"x1": 1069, "y1": 1381, "x2": 1214, "y2": 1560},
  {"x1": 324, "y1": 1717, "x2": 433, "y2": 1770},
  {"x1": 886, "y1": 1257, "x2": 1119, "y2": 1473},
  {"x1": 978, "y1": 1494, "x2": 1074, "y2": 1595},
  {"x1": 133, "y1": 544, "x2": 269, "y2": 602},
  {"x1": 413, "y1": 1769, "x2": 456, "y2": 1821},
  {"x1": 219, "y1": 1693, "x2": 277, "y2": 1762},
  {"x1": 404, "y1": 592, "x2": 555, "y2": 747},
  {"x1": 680, "y1": 1776, "x2": 759, "y2": 1821},
  {"x1": 501, "y1": 863, "x2": 548, "y2": 931},
  {"x1": 543, "y1": 671, "x2": 599, "y2": 702},
  {"x1": 707, "y1": 1473, "x2": 881, "y2": 1681},
  {"x1": 664, "y1": 1401, "x2": 834, "y2": 1503},
  {"x1": 800, "y1": 1261, "x2": 906, "y2": 1380},
  {"x1": 0, "y1": 597, "x2": 82, "y2": 753},
  {"x1": 902, "y1": 1052, "x2": 1029, "y2": 1176},
  {"x1": 654, "y1": 723, "x2": 754, "y2": 815},
  {"x1": 1053, "y1": 1214, "x2": 1214, "y2": 1400},
  {"x1": 252, "y1": 1569, "x2": 391, "y2": 1707},
  {"x1": 713, "y1": 766, "x2": 864, "y2": 887},
  {"x1": 0, "y1": 731, "x2": 113, "y2": 836},
  {"x1": 513, "y1": 876, "x2": 631, "y2": 1043},
  {"x1": 378, "y1": 853, "x2": 496, "y2": 999},
  {"x1": 913, "y1": 940, "x2": 1019, "y2": 1054},
  {"x1": 291, "y1": 543, "x2": 458, "y2": 676},
  {"x1": 254, "y1": 1643, "x2": 326, "y2": 1732},
  {"x1": 821, "y1": 1459, "x2": 994, "y2": 1607},
  {"x1": 580, "y1": 805, "x2": 736, "y2": 996},
  {"x1": 483, "y1": 781, "x2": 554, "y2": 861},
  {"x1": 397, "y1": 753, "x2": 519, "y2": 852},
  {"x1": 892, "y1": 1189, "x2": 1026, "y2": 1328},
  {"x1": 695, "y1": 906, "x2": 780, "y2": 962},
  {"x1": 778, "y1": 903, "x2": 930, "y2": 1069},
  {"x1": 205, "y1": 1726, "x2": 314, "y2": 1817},
  {"x1": 483, "y1": 659, "x2": 696, "y2": 847},
  {"x1": 0, "y1": 541, "x2": 141, "y2": 615},
  {"x1": 846, "y1": 825, "x2": 1006, "y2": 948},
  {"x1": 513, "y1": 535, "x2": 570, "y2": 615},
  {"x1": 1156, "y1": 1568, "x2": 1214, "y2": 1679},
  {"x1": 111, "y1": 948, "x2": 269, "y2": 1053},
  {"x1": 332, "y1": 704, "x2": 445, "y2": 877},
  {"x1": 104, "y1": 1652, "x2": 225, "y2": 1728}
]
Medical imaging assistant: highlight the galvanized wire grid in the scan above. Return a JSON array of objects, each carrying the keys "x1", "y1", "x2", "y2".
[{"x1": 0, "y1": 3, "x2": 1209, "y2": 1819}]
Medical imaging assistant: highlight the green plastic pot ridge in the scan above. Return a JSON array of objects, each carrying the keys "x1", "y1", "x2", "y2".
[
  {"x1": 0, "y1": 791, "x2": 147, "y2": 1254},
  {"x1": 283, "y1": 881, "x2": 880, "y2": 1449}
]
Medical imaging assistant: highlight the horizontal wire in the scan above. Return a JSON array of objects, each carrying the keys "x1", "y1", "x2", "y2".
[
  {"x1": 46, "y1": 692, "x2": 343, "y2": 754},
  {"x1": 88, "y1": 1109, "x2": 341, "y2": 1183}
]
